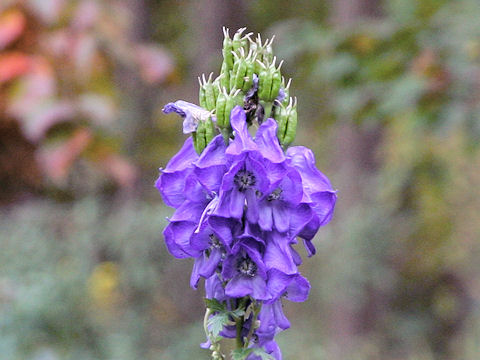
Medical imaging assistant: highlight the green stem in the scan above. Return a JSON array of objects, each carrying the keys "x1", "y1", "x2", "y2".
[
  {"x1": 234, "y1": 297, "x2": 249, "y2": 350},
  {"x1": 244, "y1": 301, "x2": 261, "y2": 348},
  {"x1": 235, "y1": 317, "x2": 244, "y2": 348}
]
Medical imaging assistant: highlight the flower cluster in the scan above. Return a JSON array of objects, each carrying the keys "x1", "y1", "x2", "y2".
[{"x1": 156, "y1": 28, "x2": 336, "y2": 360}]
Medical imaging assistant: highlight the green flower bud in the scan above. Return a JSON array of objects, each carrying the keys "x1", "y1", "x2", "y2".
[
  {"x1": 215, "y1": 87, "x2": 243, "y2": 142},
  {"x1": 280, "y1": 77, "x2": 292, "y2": 106},
  {"x1": 193, "y1": 119, "x2": 206, "y2": 154},
  {"x1": 230, "y1": 48, "x2": 256, "y2": 92},
  {"x1": 193, "y1": 115, "x2": 215, "y2": 154},
  {"x1": 250, "y1": 34, "x2": 275, "y2": 74},
  {"x1": 222, "y1": 27, "x2": 234, "y2": 70},
  {"x1": 274, "y1": 97, "x2": 297, "y2": 147},
  {"x1": 198, "y1": 73, "x2": 217, "y2": 111},
  {"x1": 232, "y1": 27, "x2": 252, "y2": 53},
  {"x1": 219, "y1": 62, "x2": 231, "y2": 92},
  {"x1": 283, "y1": 98, "x2": 297, "y2": 146},
  {"x1": 257, "y1": 57, "x2": 283, "y2": 102}
]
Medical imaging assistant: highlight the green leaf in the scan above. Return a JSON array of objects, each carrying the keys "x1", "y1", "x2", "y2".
[
  {"x1": 230, "y1": 347, "x2": 274, "y2": 360},
  {"x1": 231, "y1": 308, "x2": 245, "y2": 318},
  {"x1": 231, "y1": 348, "x2": 253, "y2": 360},
  {"x1": 207, "y1": 312, "x2": 229, "y2": 338},
  {"x1": 205, "y1": 298, "x2": 226, "y2": 312},
  {"x1": 252, "y1": 348, "x2": 275, "y2": 360}
]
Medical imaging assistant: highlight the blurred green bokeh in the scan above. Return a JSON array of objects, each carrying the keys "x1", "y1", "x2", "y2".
[{"x1": 1, "y1": 0, "x2": 480, "y2": 359}]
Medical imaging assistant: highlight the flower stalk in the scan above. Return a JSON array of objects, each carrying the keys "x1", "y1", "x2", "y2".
[{"x1": 157, "y1": 27, "x2": 337, "y2": 360}]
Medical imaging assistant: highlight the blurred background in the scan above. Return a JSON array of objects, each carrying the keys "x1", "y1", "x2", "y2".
[{"x1": 1, "y1": 0, "x2": 479, "y2": 359}]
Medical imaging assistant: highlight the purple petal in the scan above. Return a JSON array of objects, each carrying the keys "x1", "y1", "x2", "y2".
[
  {"x1": 226, "y1": 106, "x2": 257, "y2": 156},
  {"x1": 288, "y1": 203, "x2": 315, "y2": 239},
  {"x1": 169, "y1": 200, "x2": 205, "y2": 222},
  {"x1": 285, "y1": 274, "x2": 310, "y2": 302},
  {"x1": 267, "y1": 269, "x2": 294, "y2": 300},
  {"x1": 264, "y1": 233, "x2": 297, "y2": 275},
  {"x1": 225, "y1": 275, "x2": 270, "y2": 300},
  {"x1": 194, "y1": 135, "x2": 229, "y2": 192},
  {"x1": 310, "y1": 191, "x2": 337, "y2": 226},
  {"x1": 155, "y1": 137, "x2": 198, "y2": 208},
  {"x1": 205, "y1": 275, "x2": 226, "y2": 301},
  {"x1": 208, "y1": 215, "x2": 242, "y2": 250},
  {"x1": 286, "y1": 146, "x2": 337, "y2": 219},
  {"x1": 303, "y1": 238, "x2": 316, "y2": 257},
  {"x1": 163, "y1": 221, "x2": 200, "y2": 258},
  {"x1": 229, "y1": 188, "x2": 245, "y2": 219},
  {"x1": 245, "y1": 189, "x2": 259, "y2": 224},
  {"x1": 162, "y1": 136, "x2": 198, "y2": 173},
  {"x1": 272, "y1": 202, "x2": 289, "y2": 233},
  {"x1": 271, "y1": 300, "x2": 290, "y2": 329},
  {"x1": 255, "y1": 118, "x2": 285, "y2": 163},
  {"x1": 190, "y1": 256, "x2": 203, "y2": 289},
  {"x1": 199, "y1": 248, "x2": 222, "y2": 279},
  {"x1": 258, "y1": 201, "x2": 273, "y2": 231}
]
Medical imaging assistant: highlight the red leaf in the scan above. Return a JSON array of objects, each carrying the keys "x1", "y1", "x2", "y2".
[
  {"x1": 0, "y1": 9, "x2": 26, "y2": 50},
  {"x1": 37, "y1": 128, "x2": 92, "y2": 182},
  {"x1": 0, "y1": 52, "x2": 30, "y2": 83}
]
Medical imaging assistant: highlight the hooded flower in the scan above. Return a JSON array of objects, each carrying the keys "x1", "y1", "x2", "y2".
[
  {"x1": 222, "y1": 239, "x2": 270, "y2": 301},
  {"x1": 155, "y1": 137, "x2": 198, "y2": 208},
  {"x1": 286, "y1": 146, "x2": 337, "y2": 255},
  {"x1": 212, "y1": 107, "x2": 286, "y2": 223}
]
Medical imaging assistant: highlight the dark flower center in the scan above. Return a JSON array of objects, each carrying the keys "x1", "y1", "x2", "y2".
[
  {"x1": 209, "y1": 234, "x2": 222, "y2": 249},
  {"x1": 234, "y1": 170, "x2": 256, "y2": 192},
  {"x1": 267, "y1": 188, "x2": 283, "y2": 201},
  {"x1": 237, "y1": 256, "x2": 257, "y2": 277}
]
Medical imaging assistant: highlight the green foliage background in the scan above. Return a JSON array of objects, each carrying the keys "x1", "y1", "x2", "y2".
[{"x1": 1, "y1": 0, "x2": 480, "y2": 359}]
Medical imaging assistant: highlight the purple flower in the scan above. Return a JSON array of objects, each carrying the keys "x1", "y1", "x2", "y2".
[
  {"x1": 163, "y1": 100, "x2": 212, "y2": 134},
  {"x1": 286, "y1": 146, "x2": 337, "y2": 227},
  {"x1": 222, "y1": 239, "x2": 270, "y2": 301},
  {"x1": 286, "y1": 146, "x2": 337, "y2": 255},
  {"x1": 162, "y1": 175, "x2": 216, "y2": 258},
  {"x1": 256, "y1": 300, "x2": 290, "y2": 341},
  {"x1": 227, "y1": 106, "x2": 285, "y2": 164},
  {"x1": 189, "y1": 230, "x2": 225, "y2": 289},
  {"x1": 263, "y1": 231, "x2": 298, "y2": 275},
  {"x1": 247, "y1": 339, "x2": 283, "y2": 360},
  {"x1": 213, "y1": 107, "x2": 286, "y2": 222},
  {"x1": 266, "y1": 268, "x2": 310, "y2": 302},
  {"x1": 256, "y1": 167, "x2": 303, "y2": 233}
]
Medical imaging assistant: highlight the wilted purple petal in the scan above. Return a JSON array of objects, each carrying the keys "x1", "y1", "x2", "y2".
[{"x1": 163, "y1": 100, "x2": 211, "y2": 134}]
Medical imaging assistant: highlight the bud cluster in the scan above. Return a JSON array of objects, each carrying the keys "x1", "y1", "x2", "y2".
[{"x1": 158, "y1": 28, "x2": 336, "y2": 360}]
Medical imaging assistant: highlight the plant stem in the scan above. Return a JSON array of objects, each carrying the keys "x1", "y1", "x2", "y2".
[
  {"x1": 235, "y1": 315, "x2": 244, "y2": 348},
  {"x1": 245, "y1": 301, "x2": 261, "y2": 347}
]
